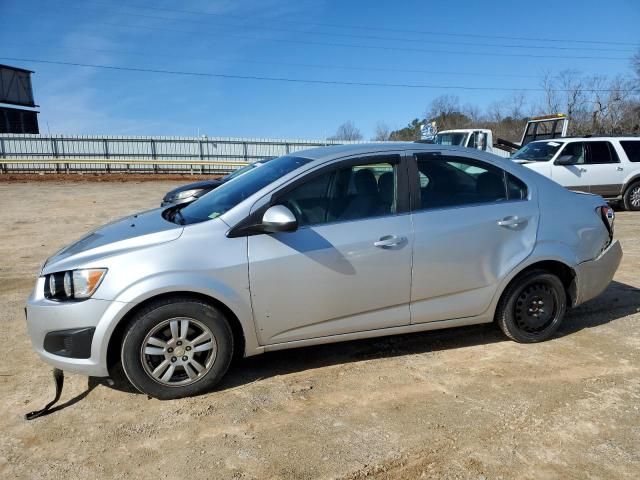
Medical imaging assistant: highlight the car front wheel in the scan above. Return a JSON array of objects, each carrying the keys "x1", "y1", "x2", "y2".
[
  {"x1": 496, "y1": 270, "x2": 567, "y2": 343},
  {"x1": 121, "y1": 297, "x2": 233, "y2": 399}
]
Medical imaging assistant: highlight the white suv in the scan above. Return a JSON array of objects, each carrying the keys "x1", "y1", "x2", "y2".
[{"x1": 511, "y1": 137, "x2": 640, "y2": 210}]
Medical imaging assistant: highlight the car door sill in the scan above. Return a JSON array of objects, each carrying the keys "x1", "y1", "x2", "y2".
[{"x1": 262, "y1": 314, "x2": 492, "y2": 353}]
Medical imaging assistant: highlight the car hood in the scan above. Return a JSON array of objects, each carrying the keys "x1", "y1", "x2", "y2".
[
  {"x1": 42, "y1": 208, "x2": 184, "y2": 274},
  {"x1": 164, "y1": 179, "x2": 224, "y2": 197}
]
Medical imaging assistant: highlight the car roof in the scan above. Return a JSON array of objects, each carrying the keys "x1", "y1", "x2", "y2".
[
  {"x1": 528, "y1": 136, "x2": 640, "y2": 145},
  {"x1": 293, "y1": 142, "x2": 456, "y2": 161}
]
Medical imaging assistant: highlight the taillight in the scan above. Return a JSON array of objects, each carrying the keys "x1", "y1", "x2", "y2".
[{"x1": 597, "y1": 205, "x2": 615, "y2": 240}]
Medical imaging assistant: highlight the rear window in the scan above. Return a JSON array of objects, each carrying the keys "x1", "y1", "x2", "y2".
[{"x1": 620, "y1": 141, "x2": 640, "y2": 162}]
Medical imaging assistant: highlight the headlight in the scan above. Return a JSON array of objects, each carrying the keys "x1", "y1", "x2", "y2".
[
  {"x1": 174, "y1": 189, "x2": 203, "y2": 200},
  {"x1": 44, "y1": 268, "x2": 107, "y2": 301}
]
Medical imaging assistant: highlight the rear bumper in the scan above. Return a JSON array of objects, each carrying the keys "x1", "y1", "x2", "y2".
[{"x1": 574, "y1": 240, "x2": 622, "y2": 306}]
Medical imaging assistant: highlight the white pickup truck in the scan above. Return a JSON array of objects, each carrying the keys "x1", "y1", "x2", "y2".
[{"x1": 426, "y1": 115, "x2": 569, "y2": 159}]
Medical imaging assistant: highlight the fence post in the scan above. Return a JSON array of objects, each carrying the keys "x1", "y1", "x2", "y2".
[
  {"x1": 150, "y1": 138, "x2": 157, "y2": 175},
  {"x1": 198, "y1": 139, "x2": 204, "y2": 174},
  {"x1": 103, "y1": 138, "x2": 110, "y2": 173},
  {"x1": 0, "y1": 137, "x2": 5, "y2": 173},
  {"x1": 285, "y1": 142, "x2": 290, "y2": 155},
  {"x1": 51, "y1": 135, "x2": 60, "y2": 173},
  {"x1": 242, "y1": 142, "x2": 248, "y2": 165}
]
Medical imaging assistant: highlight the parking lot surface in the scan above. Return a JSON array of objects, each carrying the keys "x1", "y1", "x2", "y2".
[{"x1": 1, "y1": 180, "x2": 638, "y2": 479}]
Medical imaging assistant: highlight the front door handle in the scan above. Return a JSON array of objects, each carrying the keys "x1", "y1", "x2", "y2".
[
  {"x1": 579, "y1": 167, "x2": 587, "y2": 173},
  {"x1": 374, "y1": 234, "x2": 406, "y2": 248},
  {"x1": 497, "y1": 216, "x2": 525, "y2": 228}
]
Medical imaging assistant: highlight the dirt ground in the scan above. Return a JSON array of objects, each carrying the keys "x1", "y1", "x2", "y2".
[{"x1": 0, "y1": 179, "x2": 638, "y2": 480}]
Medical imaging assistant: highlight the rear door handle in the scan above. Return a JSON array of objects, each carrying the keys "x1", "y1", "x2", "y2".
[
  {"x1": 497, "y1": 216, "x2": 525, "y2": 228},
  {"x1": 374, "y1": 234, "x2": 406, "y2": 248},
  {"x1": 617, "y1": 167, "x2": 624, "y2": 171}
]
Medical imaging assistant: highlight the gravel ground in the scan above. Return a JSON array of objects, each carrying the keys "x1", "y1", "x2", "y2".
[{"x1": 0, "y1": 180, "x2": 638, "y2": 480}]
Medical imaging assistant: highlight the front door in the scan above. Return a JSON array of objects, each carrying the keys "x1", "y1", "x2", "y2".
[
  {"x1": 551, "y1": 142, "x2": 589, "y2": 192},
  {"x1": 409, "y1": 152, "x2": 539, "y2": 323},
  {"x1": 248, "y1": 154, "x2": 413, "y2": 345}
]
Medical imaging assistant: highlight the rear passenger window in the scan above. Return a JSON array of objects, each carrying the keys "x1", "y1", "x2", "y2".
[
  {"x1": 621, "y1": 141, "x2": 640, "y2": 162},
  {"x1": 415, "y1": 154, "x2": 508, "y2": 210},
  {"x1": 587, "y1": 142, "x2": 619, "y2": 164}
]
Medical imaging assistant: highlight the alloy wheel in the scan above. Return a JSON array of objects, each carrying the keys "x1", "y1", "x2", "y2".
[
  {"x1": 140, "y1": 317, "x2": 217, "y2": 387},
  {"x1": 630, "y1": 185, "x2": 640, "y2": 209}
]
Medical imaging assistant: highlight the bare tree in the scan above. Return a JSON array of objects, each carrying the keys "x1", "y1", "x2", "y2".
[
  {"x1": 585, "y1": 75, "x2": 610, "y2": 134},
  {"x1": 556, "y1": 70, "x2": 587, "y2": 126},
  {"x1": 373, "y1": 122, "x2": 391, "y2": 141},
  {"x1": 330, "y1": 121, "x2": 363, "y2": 141},
  {"x1": 506, "y1": 92, "x2": 527, "y2": 119},
  {"x1": 540, "y1": 70, "x2": 561, "y2": 114},
  {"x1": 427, "y1": 94, "x2": 460, "y2": 120},
  {"x1": 486, "y1": 100, "x2": 504, "y2": 123},
  {"x1": 603, "y1": 76, "x2": 635, "y2": 133},
  {"x1": 462, "y1": 103, "x2": 482, "y2": 124}
]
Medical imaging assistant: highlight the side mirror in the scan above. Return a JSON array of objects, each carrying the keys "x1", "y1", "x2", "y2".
[
  {"x1": 477, "y1": 132, "x2": 486, "y2": 150},
  {"x1": 260, "y1": 205, "x2": 298, "y2": 233},
  {"x1": 555, "y1": 155, "x2": 576, "y2": 166}
]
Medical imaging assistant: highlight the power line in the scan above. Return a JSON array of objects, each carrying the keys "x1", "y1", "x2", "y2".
[
  {"x1": 2, "y1": 57, "x2": 634, "y2": 92},
  {"x1": 79, "y1": 20, "x2": 632, "y2": 62},
  {"x1": 79, "y1": 0, "x2": 640, "y2": 47},
  {"x1": 47, "y1": 3, "x2": 637, "y2": 53},
  {"x1": 6, "y1": 42, "x2": 542, "y2": 79}
]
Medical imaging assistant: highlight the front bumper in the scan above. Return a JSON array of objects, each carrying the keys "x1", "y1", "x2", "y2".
[
  {"x1": 574, "y1": 240, "x2": 622, "y2": 306},
  {"x1": 25, "y1": 277, "x2": 117, "y2": 377}
]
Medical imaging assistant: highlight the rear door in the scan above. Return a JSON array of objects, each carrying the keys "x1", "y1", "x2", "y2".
[
  {"x1": 409, "y1": 152, "x2": 539, "y2": 323},
  {"x1": 583, "y1": 141, "x2": 625, "y2": 197}
]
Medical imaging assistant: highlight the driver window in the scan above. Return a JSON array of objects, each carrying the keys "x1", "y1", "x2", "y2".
[
  {"x1": 276, "y1": 157, "x2": 399, "y2": 227},
  {"x1": 559, "y1": 142, "x2": 585, "y2": 164}
]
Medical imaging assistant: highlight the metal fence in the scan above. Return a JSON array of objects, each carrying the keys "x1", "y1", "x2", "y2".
[{"x1": 0, "y1": 134, "x2": 361, "y2": 174}]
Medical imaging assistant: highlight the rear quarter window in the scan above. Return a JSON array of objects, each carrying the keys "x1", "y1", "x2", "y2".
[{"x1": 620, "y1": 141, "x2": 640, "y2": 162}]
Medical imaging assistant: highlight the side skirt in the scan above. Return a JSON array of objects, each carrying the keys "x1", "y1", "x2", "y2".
[{"x1": 261, "y1": 314, "x2": 493, "y2": 353}]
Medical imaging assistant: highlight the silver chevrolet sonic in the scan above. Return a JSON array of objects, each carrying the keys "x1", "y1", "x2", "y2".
[{"x1": 26, "y1": 143, "x2": 622, "y2": 399}]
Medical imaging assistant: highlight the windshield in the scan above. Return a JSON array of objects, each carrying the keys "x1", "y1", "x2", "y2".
[
  {"x1": 434, "y1": 132, "x2": 467, "y2": 146},
  {"x1": 512, "y1": 141, "x2": 563, "y2": 162},
  {"x1": 177, "y1": 156, "x2": 312, "y2": 223}
]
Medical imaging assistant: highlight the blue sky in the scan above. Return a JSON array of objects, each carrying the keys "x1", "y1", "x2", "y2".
[{"x1": 1, "y1": 0, "x2": 638, "y2": 139}]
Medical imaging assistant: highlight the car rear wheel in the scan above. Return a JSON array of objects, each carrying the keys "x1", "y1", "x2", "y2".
[
  {"x1": 121, "y1": 297, "x2": 233, "y2": 399},
  {"x1": 623, "y1": 181, "x2": 640, "y2": 211},
  {"x1": 496, "y1": 270, "x2": 567, "y2": 343}
]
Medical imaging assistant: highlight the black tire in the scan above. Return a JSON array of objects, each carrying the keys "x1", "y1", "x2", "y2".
[
  {"x1": 121, "y1": 297, "x2": 233, "y2": 399},
  {"x1": 496, "y1": 270, "x2": 567, "y2": 343},
  {"x1": 622, "y1": 181, "x2": 640, "y2": 211}
]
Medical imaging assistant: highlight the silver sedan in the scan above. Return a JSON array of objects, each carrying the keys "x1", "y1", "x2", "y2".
[{"x1": 26, "y1": 143, "x2": 622, "y2": 399}]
